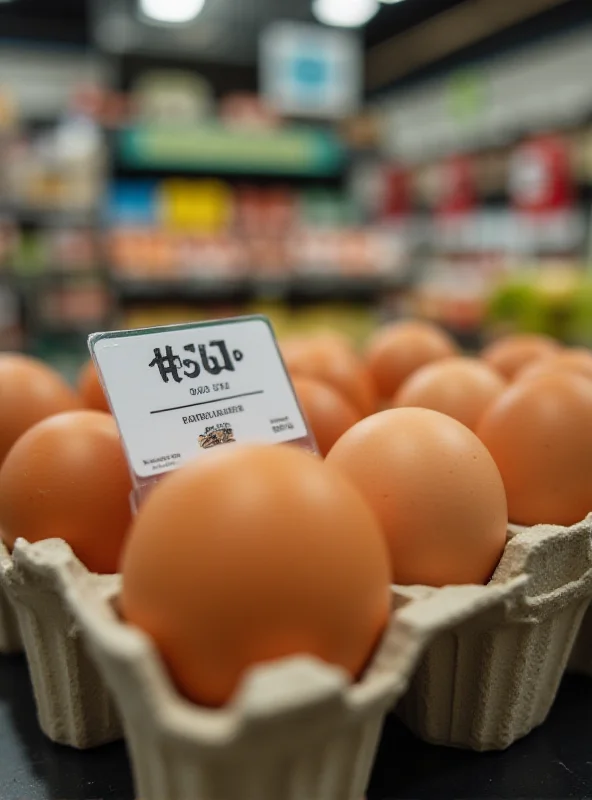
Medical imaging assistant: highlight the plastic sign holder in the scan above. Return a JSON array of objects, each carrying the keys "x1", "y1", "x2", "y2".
[{"x1": 89, "y1": 315, "x2": 317, "y2": 509}]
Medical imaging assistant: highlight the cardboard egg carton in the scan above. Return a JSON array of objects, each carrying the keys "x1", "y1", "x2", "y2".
[
  {"x1": 0, "y1": 539, "x2": 122, "y2": 748},
  {"x1": 2, "y1": 520, "x2": 581, "y2": 791},
  {"x1": 17, "y1": 536, "x2": 518, "y2": 800},
  {"x1": 396, "y1": 517, "x2": 592, "y2": 751}
]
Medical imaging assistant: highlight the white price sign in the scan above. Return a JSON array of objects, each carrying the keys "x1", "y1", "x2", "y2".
[{"x1": 89, "y1": 316, "x2": 310, "y2": 481}]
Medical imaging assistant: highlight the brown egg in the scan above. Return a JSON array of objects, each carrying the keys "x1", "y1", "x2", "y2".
[
  {"x1": 327, "y1": 408, "x2": 508, "y2": 586},
  {"x1": 366, "y1": 321, "x2": 458, "y2": 401},
  {"x1": 0, "y1": 354, "x2": 82, "y2": 465},
  {"x1": 0, "y1": 411, "x2": 133, "y2": 574},
  {"x1": 280, "y1": 333, "x2": 356, "y2": 370},
  {"x1": 283, "y1": 337, "x2": 376, "y2": 417},
  {"x1": 281, "y1": 331, "x2": 355, "y2": 358},
  {"x1": 393, "y1": 357, "x2": 506, "y2": 432},
  {"x1": 518, "y1": 348, "x2": 592, "y2": 383},
  {"x1": 481, "y1": 334, "x2": 560, "y2": 380},
  {"x1": 292, "y1": 376, "x2": 362, "y2": 457},
  {"x1": 78, "y1": 359, "x2": 110, "y2": 413},
  {"x1": 120, "y1": 444, "x2": 391, "y2": 707},
  {"x1": 279, "y1": 335, "x2": 319, "y2": 364},
  {"x1": 477, "y1": 372, "x2": 592, "y2": 526}
]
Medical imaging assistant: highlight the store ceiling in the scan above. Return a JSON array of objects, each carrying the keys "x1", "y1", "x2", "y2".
[
  {"x1": 0, "y1": 0, "x2": 468, "y2": 51},
  {"x1": 0, "y1": 0, "x2": 583, "y2": 88},
  {"x1": 0, "y1": 0, "x2": 89, "y2": 42}
]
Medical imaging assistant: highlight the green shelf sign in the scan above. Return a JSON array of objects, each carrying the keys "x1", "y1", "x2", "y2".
[
  {"x1": 117, "y1": 124, "x2": 346, "y2": 177},
  {"x1": 447, "y1": 68, "x2": 487, "y2": 125}
]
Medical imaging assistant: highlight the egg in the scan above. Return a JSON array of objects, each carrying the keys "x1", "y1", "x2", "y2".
[
  {"x1": 292, "y1": 376, "x2": 362, "y2": 457},
  {"x1": 481, "y1": 334, "x2": 560, "y2": 380},
  {"x1": 518, "y1": 348, "x2": 592, "y2": 383},
  {"x1": 120, "y1": 444, "x2": 391, "y2": 707},
  {"x1": 476, "y1": 372, "x2": 592, "y2": 526},
  {"x1": 0, "y1": 411, "x2": 133, "y2": 574},
  {"x1": 393, "y1": 357, "x2": 506, "y2": 432},
  {"x1": 78, "y1": 359, "x2": 110, "y2": 413},
  {"x1": 281, "y1": 331, "x2": 355, "y2": 360},
  {"x1": 282, "y1": 336, "x2": 376, "y2": 417},
  {"x1": 366, "y1": 321, "x2": 458, "y2": 401},
  {"x1": 0, "y1": 354, "x2": 82, "y2": 465},
  {"x1": 279, "y1": 334, "x2": 354, "y2": 373},
  {"x1": 326, "y1": 408, "x2": 508, "y2": 586}
]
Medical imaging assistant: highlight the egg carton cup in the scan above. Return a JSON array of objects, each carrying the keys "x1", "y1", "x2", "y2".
[
  {"x1": 57, "y1": 540, "x2": 521, "y2": 800},
  {"x1": 396, "y1": 517, "x2": 592, "y2": 751},
  {"x1": 0, "y1": 538, "x2": 122, "y2": 748}
]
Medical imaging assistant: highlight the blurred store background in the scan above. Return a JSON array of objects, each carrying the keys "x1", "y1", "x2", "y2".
[{"x1": 1, "y1": 0, "x2": 592, "y2": 375}]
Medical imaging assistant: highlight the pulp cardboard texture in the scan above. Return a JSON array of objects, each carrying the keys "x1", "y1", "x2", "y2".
[
  {"x1": 0, "y1": 539, "x2": 122, "y2": 748},
  {"x1": 397, "y1": 517, "x2": 592, "y2": 751},
  {"x1": 28, "y1": 537, "x2": 518, "y2": 800},
  {"x1": 1, "y1": 521, "x2": 588, "y2": 792}
]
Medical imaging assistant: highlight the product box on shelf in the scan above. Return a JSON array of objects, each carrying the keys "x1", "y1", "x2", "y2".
[
  {"x1": 1, "y1": 536, "x2": 518, "y2": 800},
  {"x1": 396, "y1": 517, "x2": 592, "y2": 751}
]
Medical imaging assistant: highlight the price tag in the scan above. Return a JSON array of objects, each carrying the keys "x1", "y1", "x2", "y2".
[{"x1": 89, "y1": 316, "x2": 311, "y2": 485}]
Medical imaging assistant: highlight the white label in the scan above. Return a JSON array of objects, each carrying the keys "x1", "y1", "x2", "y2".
[
  {"x1": 260, "y1": 22, "x2": 362, "y2": 119},
  {"x1": 89, "y1": 316, "x2": 309, "y2": 479}
]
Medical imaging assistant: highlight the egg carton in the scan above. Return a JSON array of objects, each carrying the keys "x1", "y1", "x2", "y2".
[
  {"x1": 45, "y1": 537, "x2": 523, "y2": 800},
  {"x1": 396, "y1": 517, "x2": 592, "y2": 751},
  {"x1": 0, "y1": 539, "x2": 122, "y2": 748}
]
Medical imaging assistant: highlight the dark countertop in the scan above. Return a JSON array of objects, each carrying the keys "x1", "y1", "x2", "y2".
[{"x1": 1, "y1": 654, "x2": 591, "y2": 800}]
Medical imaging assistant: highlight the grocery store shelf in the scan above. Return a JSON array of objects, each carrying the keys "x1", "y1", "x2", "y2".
[
  {"x1": 2, "y1": 653, "x2": 592, "y2": 800},
  {"x1": 291, "y1": 274, "x2": 409, "y2": 299},
  {"x1": 34, "y1": 321, "x2": 110, "y2": 337},
  {"x1": 112, "y1": 274, "x2": 409, "y2": 304},
  {"x1": 113, "y1": 276, "x2": 249, "y2": 303},
  {"x1": 0, "y1": 206, "x2": 97, "y2": 227},
  {"x1": 115, "y1": 124, "x2": 346, "y2": 178},
  {"x1": 1, "y1": 271, "x2": 410, "y2": 317},
  {"x1": 0, "y1": 270, "x2": 108, "y2": 292}
]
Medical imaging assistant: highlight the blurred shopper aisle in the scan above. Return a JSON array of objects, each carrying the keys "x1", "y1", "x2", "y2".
[{"x1": 1, "y1": 0, "x2": 592, "y2": 371}]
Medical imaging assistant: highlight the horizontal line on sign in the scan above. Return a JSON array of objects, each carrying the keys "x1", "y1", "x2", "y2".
[{"x1": 150, "y1": 391, "x2": 265, "y2": 415}]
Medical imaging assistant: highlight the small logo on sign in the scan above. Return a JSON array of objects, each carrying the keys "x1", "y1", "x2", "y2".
[{"x1": 198, "y1": 423, "x2": 236, "y2": 449}]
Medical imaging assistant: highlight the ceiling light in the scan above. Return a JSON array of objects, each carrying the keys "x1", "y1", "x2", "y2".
[
  {"x1": 379, "y1": 0, "x2": 407, "y2": 4},
  {"x1": 139, "y1": 0, "x2": 205, "y2": 24},
  {"x1": 312, "y1": 0, "x2": 380, "y2": 28}
]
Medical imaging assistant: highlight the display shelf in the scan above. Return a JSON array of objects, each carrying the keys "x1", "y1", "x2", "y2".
[
  {"x1": 34, "y1": 320, "x2": 111, "y2": 336},
  {"x1": 290, "y1": 273, "x2": 410, "y2": 301},
  {"x1": 0, "y1": 206, "x2": 97, "y2": 228},
  {"x1": 113, "y1": 275, "x2": 249, "y2": 303},
  {"x1": 3, "y1": 269, "x2": 107, "y2": 286},
  {"x1": 1, "y1": 654, "x2": 591, "y2": 800},
  {"x1": 115, "y1": 124, "x2": 347, "y2": 178},
  {"x1": 112, "y1": 274, "x2": 409, "y2": 305}
]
